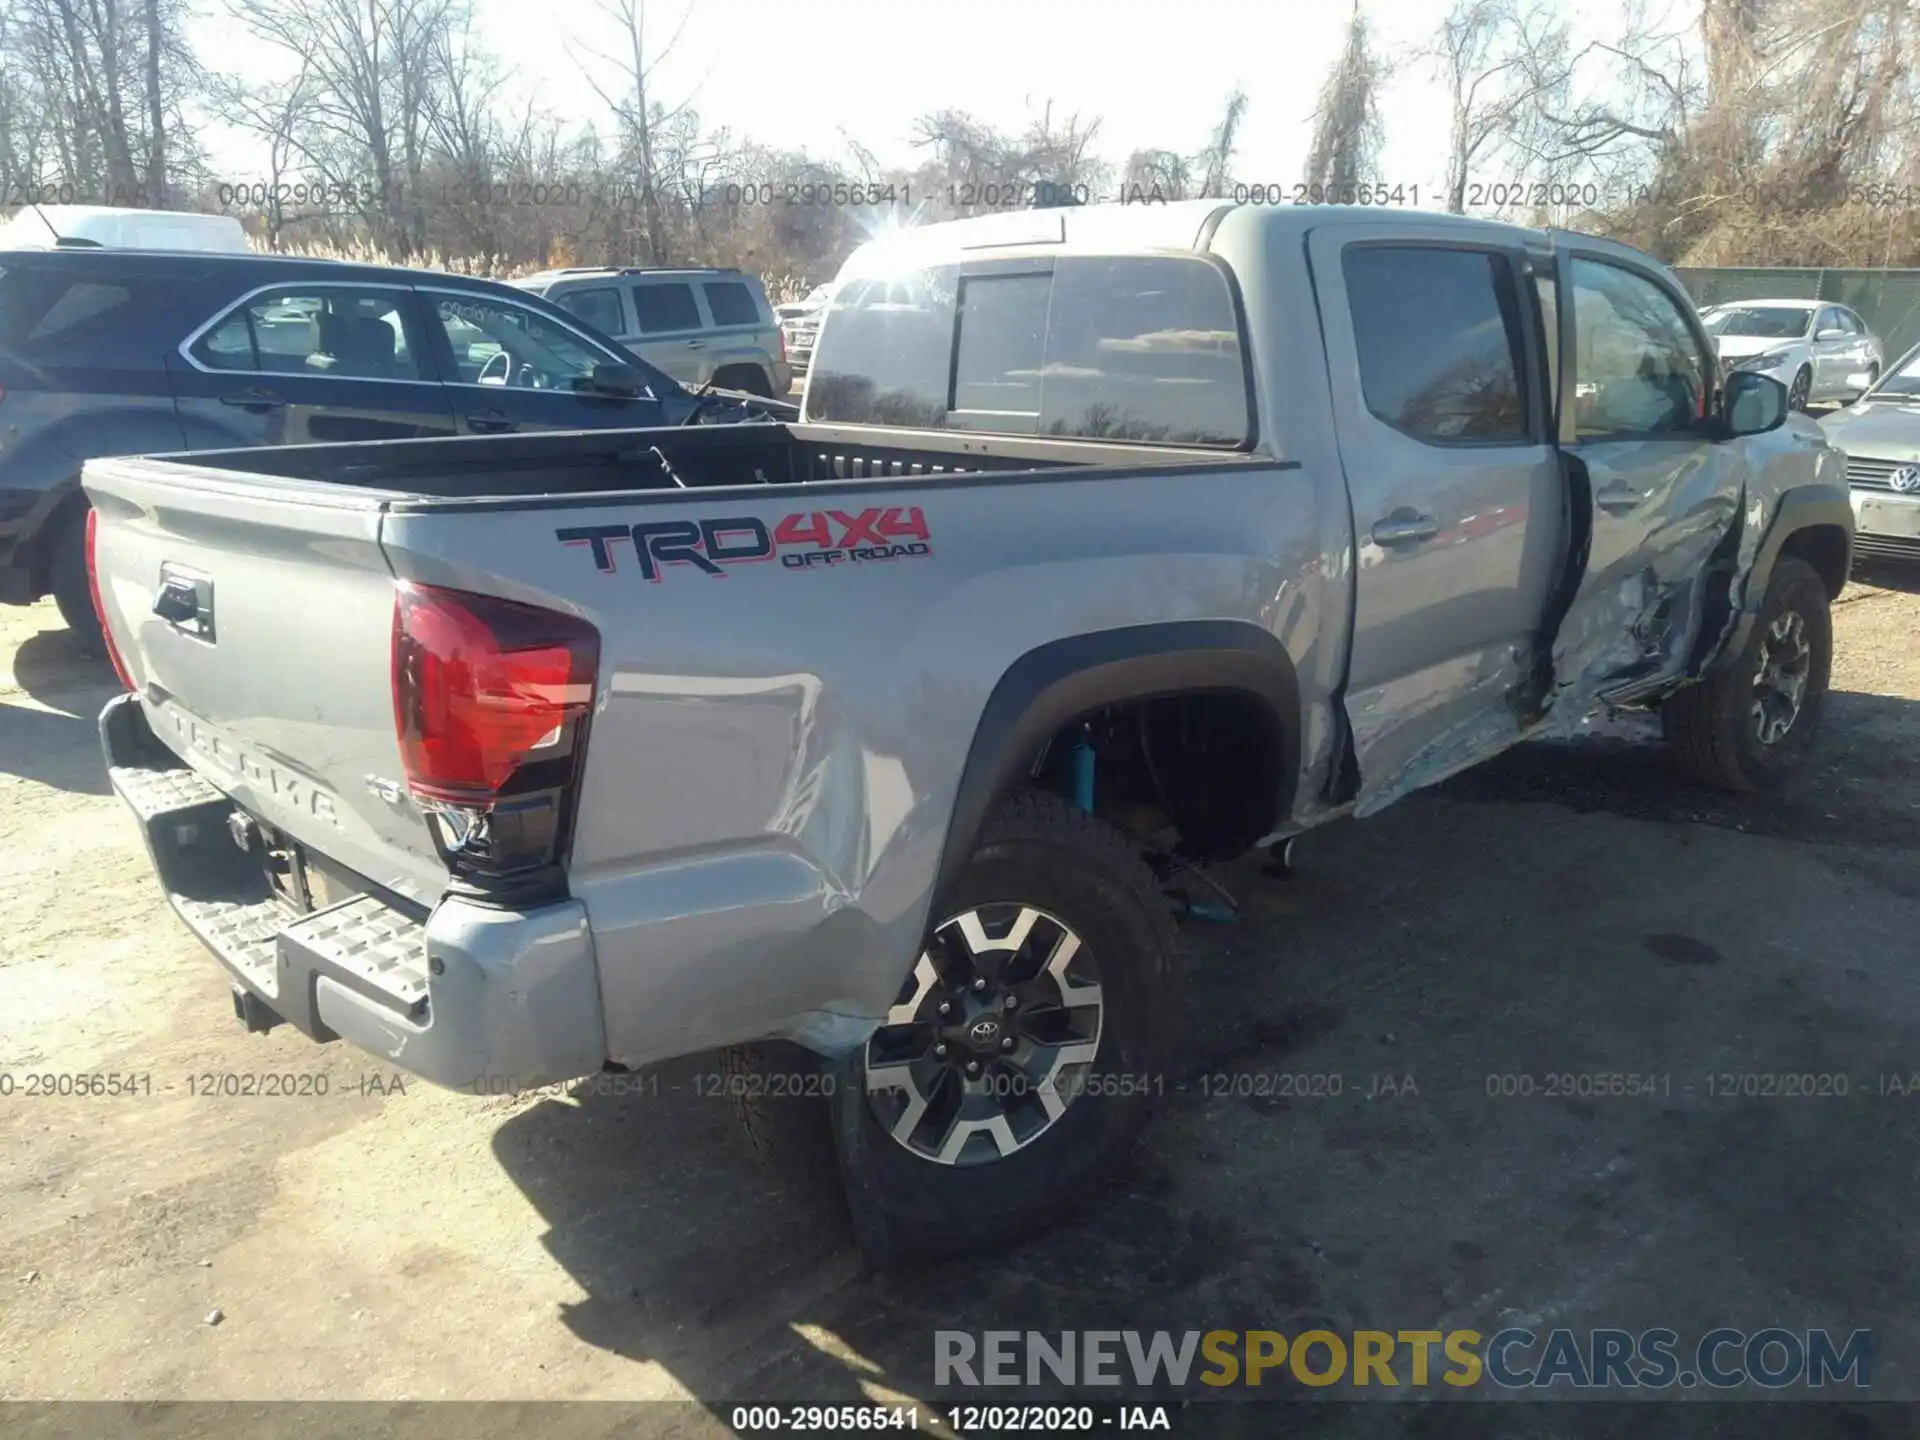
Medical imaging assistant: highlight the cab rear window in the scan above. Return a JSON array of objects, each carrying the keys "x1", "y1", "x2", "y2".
[{"x1": 808, "y1": 254, "x2": 1251, "y2": 447}]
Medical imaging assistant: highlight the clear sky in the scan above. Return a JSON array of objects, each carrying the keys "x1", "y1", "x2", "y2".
[{"x1": 196, "y1": 0, "x2": 1490, "y2": 199}]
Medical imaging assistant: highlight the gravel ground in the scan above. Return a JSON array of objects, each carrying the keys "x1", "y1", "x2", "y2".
[{"x1": 2, "y1": 563, "x2": 1918, "y2": 1437}]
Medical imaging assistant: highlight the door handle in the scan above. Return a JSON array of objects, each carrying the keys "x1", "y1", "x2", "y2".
[
  {"x1": 1370, "y1": 509, "x2": 1440, "y2": 547},
  {"x1": 465, "y1": 410, "x2": 518, "y2": 433},
  {"x1": 685, "y1": 340, "x2": 706, "y2": 350},
  {"x1": 1594, "y1": 482, "x2": 1644, "y2": 514},
  {"x1": 220, "y1": 388, "x2": 285, "y2": 411},
  {"x1": 153, "y1": 580, "x2": 199, "y2": 625}
]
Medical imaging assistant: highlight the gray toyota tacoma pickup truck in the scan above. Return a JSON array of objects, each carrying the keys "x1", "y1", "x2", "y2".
[{"x1": 86, "y1": 201, "x2": 1852, "y2": 1264}]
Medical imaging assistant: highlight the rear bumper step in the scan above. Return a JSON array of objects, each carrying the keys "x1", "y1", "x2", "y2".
[
  {"x1": 105, "y1": 754, "x2": 431, "y2": 1039},
  {"x1": 100, "y1": 694, "x2": 608, "y2": 1091}
]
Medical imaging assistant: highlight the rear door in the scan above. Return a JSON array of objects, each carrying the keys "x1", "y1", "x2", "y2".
[
  {"x1": 415, "y1": 286, "x2": 670, "y2": 434},
  {"x1": 1833, "y1": 308, "x2": 1877, "y2": 390},
  {"x1": 168, "y1": 281, "x2": 457, "y2": 447},
  {"x1": 626, "y1": 277, "x2": 709, "y2": 385},
  {"x1": 1306, "y1": 222, "x2": 1566, "y2": 812},
  {"x1": 0, "y1": 257, "x2": 191, "y2": 564},
  {"x1": 1545, "y1": 241, "x2": 1743, "y2": 705},
  {"x1": 1810, "y1": 306, "x2": 1853, "y2": 398}
]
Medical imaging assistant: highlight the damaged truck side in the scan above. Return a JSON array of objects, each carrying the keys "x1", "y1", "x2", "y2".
[{"x1": 86, "y1": 202, "x2": 1851, "y2": 1264}]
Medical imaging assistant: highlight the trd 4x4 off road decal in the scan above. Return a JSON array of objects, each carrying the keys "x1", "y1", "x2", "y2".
[{"x1": 557, "y1": 507, "x2": 931, "y2": 582}]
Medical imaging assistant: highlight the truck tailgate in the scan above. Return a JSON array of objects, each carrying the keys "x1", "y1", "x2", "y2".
[{"x1": 84, "y1": 456, "x2": 446, "y2": 904}]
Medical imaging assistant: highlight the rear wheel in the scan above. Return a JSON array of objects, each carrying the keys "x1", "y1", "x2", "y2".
[
  {"x1": 828, "y1": 790, "x2": 1176, "y2": 1266},
  {"x1": 1661, "y1": 556, "x2": 1832, "y2": 791},
  {"x1": 48, "y1": 506, "x2": 104, "y2": 657}
]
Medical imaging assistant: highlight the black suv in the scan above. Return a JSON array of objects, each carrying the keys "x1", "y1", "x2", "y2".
[{"x1": 0, "y1": 248, "x2": 792, "y2": 648}]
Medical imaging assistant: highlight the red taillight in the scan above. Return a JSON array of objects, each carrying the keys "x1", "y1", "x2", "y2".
[
  {"x1": 391, "y1": 582, "x2": 599, "y2": 804},
  {"x1": 84, "y1": 507, "x2": 135, "y2": 691}
]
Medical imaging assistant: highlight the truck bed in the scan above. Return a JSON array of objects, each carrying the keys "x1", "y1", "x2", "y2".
[{"x1": 138, "y1": 421, "x2": 1226, "y2": 501}]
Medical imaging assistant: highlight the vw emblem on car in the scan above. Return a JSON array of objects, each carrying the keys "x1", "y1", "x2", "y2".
[{"x1": 1890, "y1": 465, "x2": 1920, "y2": 494}]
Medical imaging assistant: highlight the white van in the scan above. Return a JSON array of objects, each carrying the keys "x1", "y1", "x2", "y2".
[{"x1": 0, "y1": 205, "x2": 250, "y2": 253}]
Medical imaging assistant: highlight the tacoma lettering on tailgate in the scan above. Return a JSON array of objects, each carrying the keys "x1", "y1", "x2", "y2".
[
  {"x1": 557, "y1": 507, "x2": 932, "y2": 582},
  {"x1": 163, "y1": 707, "x2": 339, "y2": 826}
]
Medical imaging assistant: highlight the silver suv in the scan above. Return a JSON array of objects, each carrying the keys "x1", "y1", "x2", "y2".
[{"x1": 514, "y1": 266, "x2": 791, "y2": 397}]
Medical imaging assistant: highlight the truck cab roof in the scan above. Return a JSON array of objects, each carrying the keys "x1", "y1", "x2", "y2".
[{"x1": 845, "y1": 199, "x2": 1554, "y2": 269}]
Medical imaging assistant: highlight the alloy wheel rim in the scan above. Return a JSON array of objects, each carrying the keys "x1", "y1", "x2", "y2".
[
  {"x1": 1751, "y1": 609, "x2": 1812, "y2": 746},
  {"x1": 863, "y1": 903, "x2": 1104, "y2": 1166}
]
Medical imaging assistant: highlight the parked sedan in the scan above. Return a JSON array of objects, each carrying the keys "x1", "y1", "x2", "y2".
[
  {"x1": 0, "y1": 246, "x2": 786, "y2": 651},
  {"x1": 1700, "y1": 299, "x2": 1885, "y2": 410},
  {"x1": 1818, "y1": 341, "x2": 1920, "y2": 563}
]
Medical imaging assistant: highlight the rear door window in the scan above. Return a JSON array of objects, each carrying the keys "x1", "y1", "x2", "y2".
[
  {"x1": 1342, "y1": 246, "x2": 1532, "y2": 443},
  {"x1": 186, "y1": 287, "x2": 423, "y2": 381},
  {"x1": 701, "y1": 280, "x2": 760, "y2": 328},
  {"x1": 553, "y1": 286, "x2": 626, "y2": 338},
  {"x1": 631, "y1": 282, "x2": 701, "y2": 334},
  {"x1": 810, "y1": 255, "x2": 1250, "y2": 446}
]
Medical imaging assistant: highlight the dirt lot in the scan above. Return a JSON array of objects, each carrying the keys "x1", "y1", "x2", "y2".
[{"x1": 3, "y1": 567, "x2": 1919, "y2": 1436}]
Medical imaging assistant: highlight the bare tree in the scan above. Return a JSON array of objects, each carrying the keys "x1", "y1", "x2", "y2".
[
  {"x1": 227, "y1": 0, "x2": 469, "y2": 256},
  {"x1": 204, "y1": 63, "x2": 317, "y2": 247},
  {"x1": 1514, "y1": 2, "x2": 1694, "y2": 186},
  {"x1": 1121, "y1": 89, "x2": 1245, "y2": 202},
  {"x1": 911, "y1": 101, "x2": 1109, "y2": 214},
  {"x1": 3, "y1": 0, "x2": 192, "y2": 203},
  {"x1": 1122, "y1": 148, "x2": 1193, "y2": 201},
  {"x1": 1305, "y1": 3, "x2": 1388, "y2": 194},
  {"x1": 1424, "y1": 0, "x2": 1572, "y2": 212},
  {"x1": 572, "y1": 0, "x2": 699, "y2": 264},
  {"x1": 1198, "y1": 88, "x2": 1247, "y2": 198}
]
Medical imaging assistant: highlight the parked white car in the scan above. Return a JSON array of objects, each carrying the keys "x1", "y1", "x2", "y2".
[
  {"x1": 1699, "y1": 299, "x2": 1885, "y2": 410},
  {"x1": 0, "y1": 205, "x2": 250, "y2": 253}
]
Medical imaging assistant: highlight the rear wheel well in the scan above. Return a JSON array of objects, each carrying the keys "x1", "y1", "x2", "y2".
[
  {"x1": 1026, "y1": 690, "x2": 1286, "y2": 863},
  {"x1": 1779, "y1": 523, "x2": 1850, "y2": 598},
  {"x1": 712, "y1": 362, "x2": 773, "y2": 397}
]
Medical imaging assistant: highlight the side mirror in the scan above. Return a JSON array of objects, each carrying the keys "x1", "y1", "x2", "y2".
[
  {"x1": 583, "y1": 361, "x2": 649, "y2": 399},
  {"x1": 1815, "y1": 327, "x2": 1847, "y2": 342},
  {"x1": 1723, "y1": 370, "x2": 1788, "y2": 436}
]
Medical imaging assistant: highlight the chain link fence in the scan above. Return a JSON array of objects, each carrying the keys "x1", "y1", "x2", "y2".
[{"x1": 1674, "y1": 267, "x2": 1920, "y2": 365}]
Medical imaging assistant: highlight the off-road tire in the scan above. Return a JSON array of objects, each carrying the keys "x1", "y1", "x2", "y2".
[
  {"x1": 720, "y1": 1040, "x2": 840, "y2": 1188},
  {"x1": 827, "y1": 789, "x2": 1177, "y2": 1267},
  {"x1": 1662, "y1": 556, "x2": 1831, "y2": 791},
  {"x1": 49, "y1": 507, "x2": 105, "y2": 657}
]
